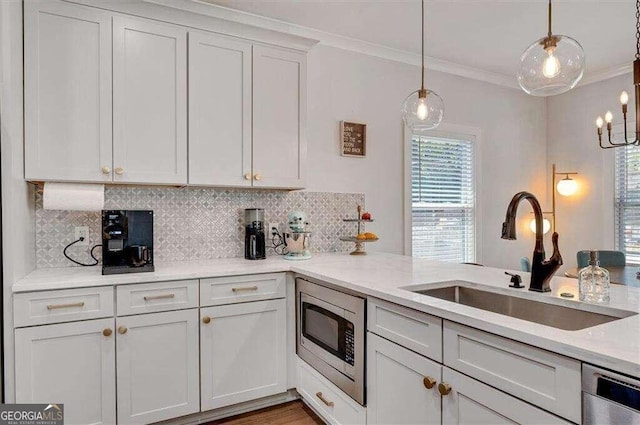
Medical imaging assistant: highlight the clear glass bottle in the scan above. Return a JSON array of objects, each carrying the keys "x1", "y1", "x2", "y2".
[{"x1": 578, "y1": 251, "x2": 611, "y2": 303}]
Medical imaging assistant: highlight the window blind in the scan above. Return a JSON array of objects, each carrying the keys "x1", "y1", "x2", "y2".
[
  {"x1": 615, "y1": 144, "x2": 640, "y2": 263},
  {"x1": 411, "y1": 135, "x2": 476, "y2": 262}
]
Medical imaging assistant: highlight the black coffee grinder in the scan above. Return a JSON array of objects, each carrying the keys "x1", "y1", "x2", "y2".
[
  {"x1": 102, "y1": 210, "x2": 154, "y2": 275},
  {"x1": 244, "y1": 208, "x2": 266, "y2": 260}
]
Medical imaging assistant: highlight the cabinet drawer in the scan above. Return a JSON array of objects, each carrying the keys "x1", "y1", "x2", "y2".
[
  {"x1": 200, "y1": 273, "x2": 285, "y2": 306},
  {"x1": 367, "y1": 297, "x2": 442, "y2": 362},
  {"x1": 297, "y1": 358, "x2": 366, "y2": 425},
  {"x1": 442, "y1": 367, "x2": 572, "y2": 425},
  {"x1": 14, "y1": 287, "x2": 114, "y2": 327},
  {"x1": 443, "y1": 321, "x2": 581, "y2": 423},
  {"x1": 116, "y1": 280, "x2": 198, "y2": 316}
]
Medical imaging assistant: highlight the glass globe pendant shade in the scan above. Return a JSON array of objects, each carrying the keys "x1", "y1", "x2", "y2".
[
  {"x1": 517, "y1": 35, "x2": 585, "y2": 96},
  {"x1": 556, "y1": 176, "x2": 578, "y2": 196},
  {"x1": 401, "y1": 89, "x2": 444, "y2": 132}
]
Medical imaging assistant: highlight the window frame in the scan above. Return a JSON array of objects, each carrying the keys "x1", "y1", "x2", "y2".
[
  {"x1": 613, "y1": 121, "x2": 640, "y2": 263},
  {"x1": 403, "y1": 123, "x2": 483, "y2": 263}
]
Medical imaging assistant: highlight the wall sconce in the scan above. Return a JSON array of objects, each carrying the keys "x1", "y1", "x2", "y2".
[{"x1": 530, "y1": 163, "x2": 578, "y2": 234}]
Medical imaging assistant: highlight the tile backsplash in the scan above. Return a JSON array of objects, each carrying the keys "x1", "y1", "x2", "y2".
[{"x1": 35, "y1": 187, "x2": 364, "y2": 268}]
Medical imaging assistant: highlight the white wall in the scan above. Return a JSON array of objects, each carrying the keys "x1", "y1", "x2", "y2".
[
  {"x1": 547, "y1": 73, "x2": 632, "y2": 273},
  {"x1": 0, "y1": 0, "x2": 36, "y2": 401},
  {"x1": 305, "y1": 45, "x2": 548, "y2": 270}
]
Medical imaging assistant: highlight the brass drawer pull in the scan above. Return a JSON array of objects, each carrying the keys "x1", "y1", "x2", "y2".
[
  {"x1": 118, "y1": 326, "x2": 128, "y2": 334},
  {"x1": 47, "y1": 301, "x2": 85, "y2": 310},
  {"x1": 232, "y1": 286, "x2": 258, "y2": 293},
  {"x1": 423, "y1": 376, "x2": 436, "y2": 389},
  {"x1": 438, "y1": 382, "x2": 452, "y2": 396},
  {"x1": 315, "y1": 392, "x2": 334, "y2": 407},
  {"x1": 202, "y1": 316, "x2": 212, "y2": 324},
  {"x1": 143, "y1": 293, "x2": 175, "y2": 301},
  {"x1": 103, "y1": 328, "x2": 113, "y2": 337}
]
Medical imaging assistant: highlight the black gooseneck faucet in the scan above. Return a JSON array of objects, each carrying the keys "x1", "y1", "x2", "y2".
[{"x1": 501, "y1": 191, "x2": 563, "y2": 292}]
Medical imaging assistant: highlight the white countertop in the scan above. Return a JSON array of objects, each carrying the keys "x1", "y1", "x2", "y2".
[{"x1": 13, "y1": 252, "x2": 640, "y2": 378}]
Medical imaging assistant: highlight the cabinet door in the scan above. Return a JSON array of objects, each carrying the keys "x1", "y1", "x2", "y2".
[
  {"x1": 188, "y1": 32, "x2": 252, "y2": 187},
  {"x1": 367, "y1": 333, "x2": 441, "y2": 425},
  {"x1": 201, "y1": 299, "x2": 287, "y2": 410},
  {"x1": 15, "y1": 318, "x2": 116, "y2": 425},
  {"x1": 113, "y1": 16, "x2": 187, "y2": 185},
  {"x1": 24, "y1": 0, "x2": 112, "y2": 182},
  {"x1": 252, "y1": 46, "x2": 306, "y2": 189},
  {"x1": 441, "y1": 367, "x2": 572, "y2": 425},
  {"x1": 116, "y1": 309, "x2": 199, "y2": 425}
]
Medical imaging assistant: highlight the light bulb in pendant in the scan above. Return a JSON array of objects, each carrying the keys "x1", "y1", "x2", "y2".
[
  {"x1": 542, "y1": 50, "x2": 561, "y2": 78},
  {"x1": 416, "y1": 98, "x2": 428, "y2": 121}
]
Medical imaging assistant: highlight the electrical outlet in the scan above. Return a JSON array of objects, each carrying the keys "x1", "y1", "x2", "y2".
[{"x1": 74, "y1": 226, "x2": 90, "y2": 246}]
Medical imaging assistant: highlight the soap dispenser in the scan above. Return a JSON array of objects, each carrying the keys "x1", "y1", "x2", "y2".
[{"x1": 578, "y1": 251, "x2": 610, "y2": 303}]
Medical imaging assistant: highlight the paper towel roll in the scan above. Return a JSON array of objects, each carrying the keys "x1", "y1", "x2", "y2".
[{"x1": 43, "y1": 183, "x2": 105, "y2": 211}]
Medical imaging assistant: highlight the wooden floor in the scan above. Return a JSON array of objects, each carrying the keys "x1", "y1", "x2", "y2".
[{"x1": 208, "y1": 401, "x2": 325, "y2": 425}]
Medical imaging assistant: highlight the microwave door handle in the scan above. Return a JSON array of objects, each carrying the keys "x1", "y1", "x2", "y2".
[{"x1": 300, "y1": 293, "x2": 347, "y2": 318}]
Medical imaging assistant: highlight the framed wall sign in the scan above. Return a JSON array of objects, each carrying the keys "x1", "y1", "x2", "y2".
[{"x1": 340, "y1": 121, "x2": 367, "y2": 157}]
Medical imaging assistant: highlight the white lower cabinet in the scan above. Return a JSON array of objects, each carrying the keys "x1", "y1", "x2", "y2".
[
  {"x1": 441, "y1": 367, "x2": 571, "y2": 425},
  {"x1": 200, "y1": 298, "x2": 287, "y2": 410},
  {"x1": 14, "y1": 318, "x2": 116, "y2": 425},
  {"x1": 367, "y1": 333, "x2": 441, "y2": 425},
  {"x1": 116, "y1": 309, "x2": 200, "y2": 425},
  {"x1": 298, "y1": 358, "x2": 366, "y2": 425}
]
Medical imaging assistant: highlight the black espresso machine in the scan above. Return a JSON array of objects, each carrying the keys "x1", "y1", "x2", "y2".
[{"x1": 102, "y1": 210, "x2": 154, "y2": 275}]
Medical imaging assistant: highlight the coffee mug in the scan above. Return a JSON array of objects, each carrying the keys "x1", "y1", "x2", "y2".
[{"x1": 129, "y1": 245, "x2": 149, "y2": 267}]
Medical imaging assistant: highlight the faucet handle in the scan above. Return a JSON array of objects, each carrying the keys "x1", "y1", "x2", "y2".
[{"x1": 505, "y1": 271, "x2": 525, "y2": 289}]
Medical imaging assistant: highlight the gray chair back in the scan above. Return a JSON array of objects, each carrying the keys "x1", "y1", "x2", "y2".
[{"x1": 576, "y1": 250, "x2": 626, "y2": 268}]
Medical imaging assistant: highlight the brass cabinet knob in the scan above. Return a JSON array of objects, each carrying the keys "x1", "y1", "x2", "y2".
[
  {"x1": 423, "y1": 376, "x2": 437, "y2": 389},
  {"x1": 115, "y1": 167, "x2": 124, "y2": 175},
  {"x1": 202, "y1": 316, "x2": 211, "y2": 324},
  {"x1": 103, "y1": 328, "x2": 113, "y2": 337},
  {"x1": 254, "y1": 173, "x2": 262, "y2": 181},
  {"x1": 118, "y1": 326, "x2": 128, "y2": 334},
  {"x1": 101, "y1": 166, "x2": 111, "y2": 174},
  {"x1": 438, "y1": 382, "x2": 452, "y2": 396},
  {"x1": 244, "y1": 173, "x2": 252, "y2": 180}
]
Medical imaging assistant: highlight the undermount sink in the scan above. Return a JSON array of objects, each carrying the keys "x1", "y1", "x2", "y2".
[{"x1": 409, "y1": 282, "x2": 636, "y2": 331}]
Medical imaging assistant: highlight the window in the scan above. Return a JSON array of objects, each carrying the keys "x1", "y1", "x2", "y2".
[
  {"x1": 411, "y1": 135, "x2": 476, "y2": 262},
  {"x1": 615, "y1": 144, "x2": 640, "y2": 263}
]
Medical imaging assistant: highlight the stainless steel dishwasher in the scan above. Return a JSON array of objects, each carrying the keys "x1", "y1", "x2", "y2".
[{"x1": 583, "y1": 364, "x2": 640, "y2": 424}]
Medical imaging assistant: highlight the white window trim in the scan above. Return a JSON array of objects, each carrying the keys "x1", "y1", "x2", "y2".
[
  {"x1": 403, "y1": 123, "x2": 483, "y2": 263},
  {"x1": 610, "y1": 121, "x2": 638, "y2": 256}
]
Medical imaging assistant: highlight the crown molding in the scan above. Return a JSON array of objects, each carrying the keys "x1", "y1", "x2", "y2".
[
  {"x1": 85, "y1": 0, "x2": 630, "y2": 92},
  {"x1": 146, "y1": 0, "x2": 520, "y2": 90},
  {"x1": 578, "y1": 62, "x2": 633, "y2": 87}
]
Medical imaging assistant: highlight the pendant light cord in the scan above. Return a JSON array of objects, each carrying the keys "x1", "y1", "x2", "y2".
[
  {"x1": 547, "y1": 0, "x2": 552, "y2": 38},
  {"x1": 636, "y1": 0, "x2": 640, "y2": 59},
  {"x1": 421, "y1": 0, "x2": 425, "y2": 91}
]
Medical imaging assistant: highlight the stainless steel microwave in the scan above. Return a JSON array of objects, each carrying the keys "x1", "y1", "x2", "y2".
[{"x1": 296, "y1": 277, "x2": 365, "y2": 405}]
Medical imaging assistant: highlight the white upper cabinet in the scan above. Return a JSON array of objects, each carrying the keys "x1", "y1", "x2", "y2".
[
  {"x1": 252, "y1": 46, "x2": 307, "y2": 189},
  {"x1": 24, "y1": 1, "x2": 113, "y2": 182},
  {"x1": 188, "y1": 32, "x2": 252, "y2": 187},
  {"x1": 23, "y1": 1, "x2": 310, "y2": 188},
  {"x1": 112, "y1": 16, "x2": 187, "y2": 185}
]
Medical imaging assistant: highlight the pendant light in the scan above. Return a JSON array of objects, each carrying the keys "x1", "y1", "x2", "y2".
[
  {"x1": 401, "y1": 0, "x2": 444, "y2": 132},
  {"x1": 596, "y1": 0, "x2": 640, "y2": 149},
  {"x1": 517, "y1": 0, "x2": 585, "y2": 96}
]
